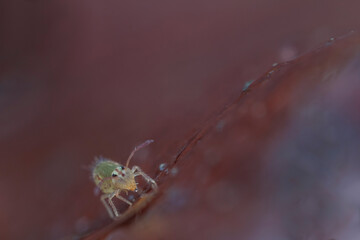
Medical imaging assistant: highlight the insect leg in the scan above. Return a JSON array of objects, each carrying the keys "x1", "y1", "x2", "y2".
[
  {"x1": 132, "y1": 165, "x2": 158, "y2": 191},
  {"x1": 115, "y1": 190, "x2": 133, "y2": 206},
  {"x1": 101, "y1": 194, "x2": 115, "y2": 219},
  {"x1": 125, "y1": 140, "x2": 154, "y2": 168},
  {"x1": 107, "y1": 193, "x2": 121, "y2": 218}
]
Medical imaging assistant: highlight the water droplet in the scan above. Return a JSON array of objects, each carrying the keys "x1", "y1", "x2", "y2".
[
  {"x1": 325, "y1": 37, "x2": 335, "y2": 46},
  {"x1": 159, "y1": 163, "x2": 167, "y2": 171},
  {"x1": 242, "y1": 80, "x2": 254, "y2": 91}
]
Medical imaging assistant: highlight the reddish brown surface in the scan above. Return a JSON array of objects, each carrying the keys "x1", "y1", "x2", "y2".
[{"x1": 1, "y1": 1, "x2": 360, "y2": 240}]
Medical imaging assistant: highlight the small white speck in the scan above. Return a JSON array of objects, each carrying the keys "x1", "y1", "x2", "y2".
[
  {"x1": 159, "y1": 163, "x2": 167, "y2": 171},
  {"x1": 242, "y1": 80, "x2": 254, "y2": 91},
  {"x1": 272, "y1": 62, "x2": 278, "y2": 67},
  {"x1": 330, "y1": 37, "x2": 335, "y2": 41}
]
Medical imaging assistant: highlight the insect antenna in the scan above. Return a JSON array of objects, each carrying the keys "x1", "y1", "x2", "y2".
[{"x1": 125, "y1": 139, "x2": 154, "y2": 168}]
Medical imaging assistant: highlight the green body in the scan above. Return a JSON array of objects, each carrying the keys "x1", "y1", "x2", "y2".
[{"x1": 92, "y1": 159, "x2": 137, "y2": 194}]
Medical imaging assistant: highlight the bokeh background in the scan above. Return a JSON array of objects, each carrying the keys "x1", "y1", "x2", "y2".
[{"x1": 1, "y1": 0, "x2": 360, "y2": 239}]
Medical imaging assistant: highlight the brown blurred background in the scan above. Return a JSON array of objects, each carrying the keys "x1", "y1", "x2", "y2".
[{"x1": 1, "y1": 0, "x2": 360, "y2": 239}]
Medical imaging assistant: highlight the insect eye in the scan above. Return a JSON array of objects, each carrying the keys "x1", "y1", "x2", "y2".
[
  {"x1": 112, "y1": 173, "x2": 118, "y2": 177},
  {"x1": 120, "y1": 166, "x2": 125, "y2": 170}
]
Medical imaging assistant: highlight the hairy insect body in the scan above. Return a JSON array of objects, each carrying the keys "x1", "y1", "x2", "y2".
[
  {"x1": 93, "y1": 160, "x2": 137, "y2": 194},
  {"x1": 92, "y1": 140, "x2": 158, "y2": 219}
]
